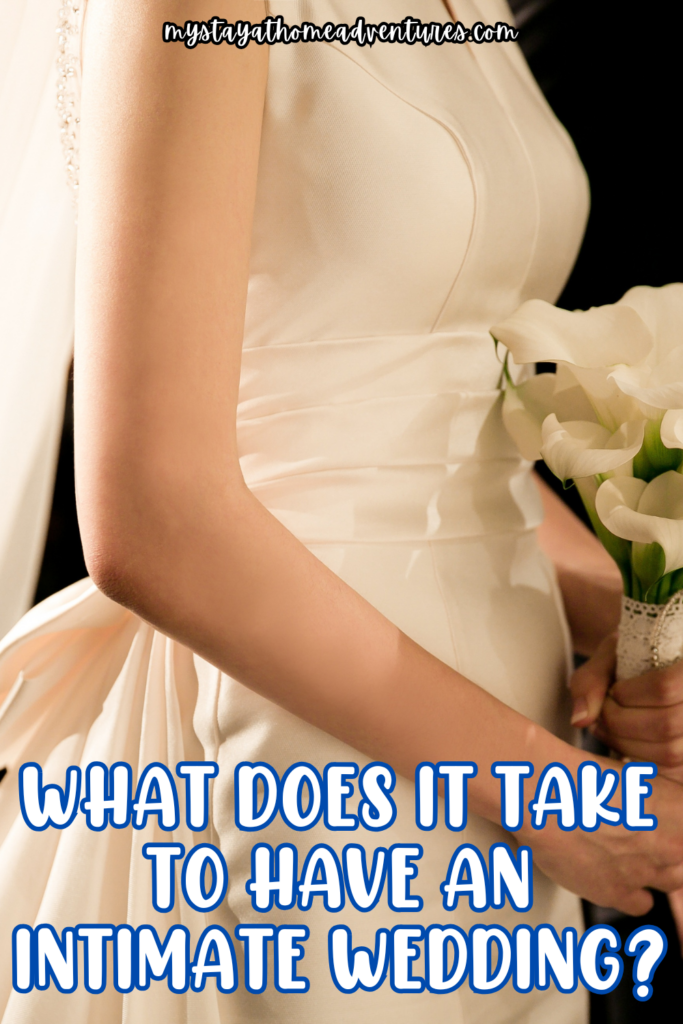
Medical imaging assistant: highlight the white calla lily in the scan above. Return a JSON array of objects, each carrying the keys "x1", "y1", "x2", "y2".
[
  {"x1": 494, "y1": 284, "x2": 683, "y2": 602},
  {"x1": 607, "y1": 284, "x2": 683, "y2": 415},
  {"x1": 596, "y1": 471, "x2": 683, "y2": 576},
  {"x1": 491, "y1": 298, "x2": 652, "y2": 368},
  {"x1": 501, "y1": 372, "x2": 596, "y2": 461},
  {"x1": 494, "y1": 284, "x2": 683, "y2": 421},
  {"x1": 540, "y1": 415, "x2": 645, "y2": 481}
]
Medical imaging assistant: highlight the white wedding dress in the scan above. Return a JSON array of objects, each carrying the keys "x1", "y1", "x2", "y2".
[{"x1": 0, "y1": 0, "x2": 590, "y2": 1020}]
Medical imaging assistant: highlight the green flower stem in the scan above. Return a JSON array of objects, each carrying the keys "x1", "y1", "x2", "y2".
[{"x1": 633, "y1": 418, "x2": 683, "y2": 482}]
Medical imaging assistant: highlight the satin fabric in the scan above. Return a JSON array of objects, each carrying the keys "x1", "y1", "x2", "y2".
[{"x1": 0, "y1": 0, "x2": 590, "y2": 1020}]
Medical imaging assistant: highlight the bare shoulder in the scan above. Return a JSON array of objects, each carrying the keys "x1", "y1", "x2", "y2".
[
  {"x1": 78, "y1": 0, "x2": 269, "y2": 213},
  {"x1": 75, "y1": 0, "x2": 269, "y2": 329},
  {"x1": 81, "y1": 0, "x2": 268, "y2": 149}
]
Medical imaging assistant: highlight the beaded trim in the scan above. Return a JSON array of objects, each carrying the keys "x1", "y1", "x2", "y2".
[{"x1": 56, "y1": 0, "x2": 84, "y2": 204}]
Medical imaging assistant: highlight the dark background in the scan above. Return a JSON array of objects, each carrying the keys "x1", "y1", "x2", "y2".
[{"x1": 32, "y1": 1, "x2": 683, "y2": 1015}]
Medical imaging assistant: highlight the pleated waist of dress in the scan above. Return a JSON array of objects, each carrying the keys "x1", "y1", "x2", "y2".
[{"x1": 236, "y1": 331, "x2": 543, "y2": 543}]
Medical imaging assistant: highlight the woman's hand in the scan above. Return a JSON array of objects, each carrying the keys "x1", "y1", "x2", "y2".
[
  {"x1": 521, "y1": 767, "x2": 683, "y2": 916},
  {"x1": 570, "y1": 634, "x2": 683, "y2": 783}
]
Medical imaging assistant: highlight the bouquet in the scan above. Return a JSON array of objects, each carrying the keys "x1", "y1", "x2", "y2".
[{"x1": 492, "y1": 283, "x2": 683, "y2": 682}]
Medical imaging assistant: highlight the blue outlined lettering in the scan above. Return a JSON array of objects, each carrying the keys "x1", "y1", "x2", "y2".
[
  {"x1": 18, "y1": 763, "x2": 81, "y2": 831},
  {"x1": 114, "y1": 925, "x2": 134, "y2": 992},
  {"x1": 181, "y1": 843, "x2": 229, "y2": 912},
  {"x1": 490, "y1": 843, "x2": 533, "y2": 912},
  {"x1": 358, "y1": 763, "x2": 397, "y2": 831},
  {"x1": 280, "y1": 763, "x2": 323, "y2": 831},
  {"x1": 328, "y1": 926, "x2": 389, "y2": 992},
  {"x1": 11, "y1": 919, "x2": 645, "y2": 995},
  {"x1": 342, "y1": 844, "x2": 387, "y2": 912},
  {"x1": 81, "y1": 762, "x2": 132, "y2": 830},
  {"x1": 388, "y1": 844, "x2": 423, "y2": 911},
  {"x1": 274, "y1": 926, "x2": 310, "y2": 992},
  {"x1": 529, "y1": 763, "x2": 577, "y2": 830},
  {"x1": 246, "y1": 843, "x2": 297, "y2": 912},
  {"x1": 492, "y1": 762, "x2": 534, "y2": 830},
  {"x1": 12, "y1": 927, "x2": 33, "y2": 993},
  {"x1": 190, "y1": 926, "x2": 238, "y2": 992},
  {"x1": 137, "y1": 925, "x2": 189, "y2": 993},
  {"x1": 439, "y1": 762, "x2": 477, "y2": 830},
  {"x1": 142, "y1": 843, "x2": 185, "y2": 913},
  {"x1": 424, "y1": 924, "x2": 468, "y2": 992},
  {"x1": 176, "y1": 761, "x2": 218, "y2": 831},
  {"x1": 36, "y1": 925, "x2": 77, "y2": 993},
  {"x1": 297, "y1": 845, "x2": 344, "y2": 912},
  {"x1": 415, "y1": 762, "x2": 436, "y2": 830},
  {"x1": 537, "y1": 926, "x2": 578, "y2": 993},
  {"x1": 578, "y1": 925, "x2": 624, "y2": 993},
  {"x1": 132, "y1": 763, "x2": 179, "y2": 831},
  {"x1": 441, "y1": 844, "x2": 489, "y2": 911},
  {"x1": 623, "y1": 763, "x2": 658, "y2": 830},
  {"x1": 234, "y1": 762, "x2": 280, "y2": 831},
  {"x1": 324, "y1": 762, "x2": 359, "y2": 830},
  {"x1": 390, "y1": 926, "x2": 425, "y2": 992},
  {"x1": 470, "y1": 926, "x2": 513, "y2": 993},
  {"x1": 235, "y1": 925, "x2": 275, "y2": 993},
  {"x1": 625, "y1": 925, "x2": 667, "y2": 1001},
  {"x1": 77, "y1": 925, "x2": 114, "y2": 993},
  {"x1": 578, "y1": 762, "x2": 621, "y2": 830},
  {"x1": 513, "y1": 925, "x2": 533, "y2": 993}
]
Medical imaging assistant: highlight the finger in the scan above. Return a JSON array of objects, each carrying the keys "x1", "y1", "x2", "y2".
[
  {"x1": 605, "y1": 888, "x2": 655, "y2": 917},
  {"x1": 591, "y1": 725, "x2": 683, "y2": 768},
  {"x1": 599, "y1": 695, "x2": 683, "y2": 742},
  {"x1": 570, "y1": 633, "x2": 617, "y2": 727},
  {"x1": 654, "y1": 862, "x2": 683, "y2": 893},
  {"x1": 611, "y1": 663, "x2": 683, "y2": 709}
]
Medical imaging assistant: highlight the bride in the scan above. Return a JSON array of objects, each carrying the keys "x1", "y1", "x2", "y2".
[{"x1": 1, "y1": 0, "x2": 683, "y2": 1020}]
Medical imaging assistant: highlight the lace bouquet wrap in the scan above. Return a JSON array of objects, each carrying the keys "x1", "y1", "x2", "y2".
[{"x1": 492, "y1": 283, "x2": 683, "y2": 682}]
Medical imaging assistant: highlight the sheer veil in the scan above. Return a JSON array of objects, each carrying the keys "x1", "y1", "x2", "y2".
[{"x1": 0, "y1": 0, "x2": 77, "y2": 634}]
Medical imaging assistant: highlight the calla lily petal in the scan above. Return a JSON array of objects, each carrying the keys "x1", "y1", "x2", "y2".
[
  {"x1": 540, "y1": 415, "x2": 645, "y2": 481},
  {"x1": 552, "y1": 379, "x2": 598, "y2": 423},
  {"x1": 491, "y1": 299, "x2": 653, "y2": 368},
  {"x1": 618, "y1": 283, "x2": 683, "y2": 362},
  {"x1": 596, "y1": 472, "x2": 683, "y2": 575},
  {"x1": 502, "y1": 375, "x2": 555, "y2": 461},
  {"x1": 502, "y1": 373, "x2": 597, "y2": 461},
  {"x1": 562, "y1": 364, "x2": 645, "y2": 431},
  {"x1": 609, "y1": 346, "x2": 683, "y2": 409},
  {"x1": 661, "y1": 409, "x2": 683, "y2": 449},
  {"x1": 637, "y1": 471, "x2": 683, "y2": 519}
]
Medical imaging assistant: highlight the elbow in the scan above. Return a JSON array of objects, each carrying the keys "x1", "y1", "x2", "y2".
[
  {"x1": 78, "y1": 485, "x2": 168, "y2": 611},
  {"x1": 81, "y1": 526, "x2": 149, "y2": 610},
  {"x1": 78, "y1": 468, "x2": 251, "y2": 613}
]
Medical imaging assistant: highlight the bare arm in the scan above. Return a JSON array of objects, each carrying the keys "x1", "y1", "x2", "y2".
[
  {"x1": 535, "y1": 474, "x2": 622, "y2": 656},
  {"x1": 75, "y1": 0, "x2": 683, "y2": 913}
]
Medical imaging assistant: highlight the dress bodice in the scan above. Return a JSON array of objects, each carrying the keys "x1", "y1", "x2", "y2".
[{"x1": 238, "y1": 0, "x2": 589, "y2": 542}]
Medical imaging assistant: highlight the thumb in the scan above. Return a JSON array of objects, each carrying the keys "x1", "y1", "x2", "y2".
[{"x1": 569, "y1": 632, "x2": 617, "y2": 727}]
